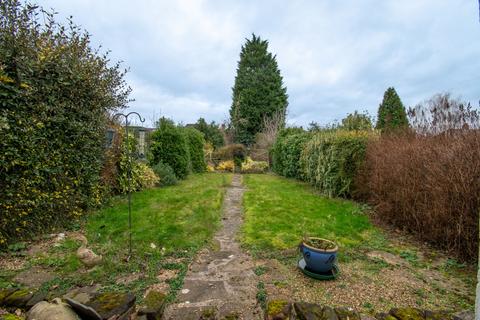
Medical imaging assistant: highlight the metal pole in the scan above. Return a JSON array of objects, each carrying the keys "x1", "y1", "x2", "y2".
[{"x1": 113, "y1": 112, "x2": 145, "y2": 260}]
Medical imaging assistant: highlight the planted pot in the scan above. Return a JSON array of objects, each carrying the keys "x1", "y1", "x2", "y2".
[{"x1": 299, "y1": 237, "x2": 338, "y2": 273}]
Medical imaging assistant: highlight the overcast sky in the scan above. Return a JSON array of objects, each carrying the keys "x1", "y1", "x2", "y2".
[{"x1": 38, "y1": 0, "x2": 480, "y2": 127}]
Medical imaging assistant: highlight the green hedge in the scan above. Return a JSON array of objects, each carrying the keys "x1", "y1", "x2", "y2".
[
  {"x1": 271, "y1": 128, "x2": 310, "y2": 179},
  {"x1": 300, "y1": 130, "x2": 371, "y2": 198},
  {"x1": 184, "y1": 127, "x2": 206, "y2": 173},
  {"x1": 150, "y1": 118, "x2": 190, "y2": 179},
  {"x1": 0, "y1": 1, "x2": 130, "y2": 247}
]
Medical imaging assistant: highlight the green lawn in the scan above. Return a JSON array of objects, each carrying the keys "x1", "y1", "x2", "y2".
[
  {"x1": 1, "y1": 173, "x2": 232, "y2": 300},
  {"x1": 241, "y1": 174, "x2": 386, "y2": 259}
]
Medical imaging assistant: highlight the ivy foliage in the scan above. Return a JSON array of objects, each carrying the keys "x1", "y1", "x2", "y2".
[
  {"x1": 376, "y1": 87, "x2": 409, "y2": 132},
  {"x1": 0, "y1": 1, "x2": 130, "y2": 246},
  {"x1": 230, "y1": 34, "x2": 288, "y2": 145}
]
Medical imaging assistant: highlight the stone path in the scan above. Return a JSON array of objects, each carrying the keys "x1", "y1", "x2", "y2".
[{"x1": 164, "y1": 174, "x2": 262, "y2": 320}]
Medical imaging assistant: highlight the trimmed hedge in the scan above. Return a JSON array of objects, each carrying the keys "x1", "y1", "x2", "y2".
[
  {"x1": 300, "y1": 130, "x2": 372, "y2": 198},
  {"x1": 184, "y1": 127, "x2": 206, "y2": 173},
  {"x1": 150, "y1": 118, "x2": 190, "y2": 179},
  {"x1": 271, "y1": 128, "x2": 310, "y2": 179}
]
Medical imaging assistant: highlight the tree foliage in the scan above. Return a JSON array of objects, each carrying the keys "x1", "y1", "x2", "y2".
[
  {"x1": 192, "y1": 117, "x2": 224, "y2": 149},
  {"x1": 340, "y1": 111, "x2": 373, "y2": 131},
  {"x1": 376, "y1": 87, "x2": 409, "y2": 132},
  {"x1": 230, "y1": 34, "x2": 288, "y2": 145},
  {"x1": 0, "y1": 0, "x2": 130, "y2": 247}
]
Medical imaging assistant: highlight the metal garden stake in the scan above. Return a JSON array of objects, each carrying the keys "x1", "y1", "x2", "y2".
[{"x1": 114, "y1": 112, "x2": 145, "y2": 259}]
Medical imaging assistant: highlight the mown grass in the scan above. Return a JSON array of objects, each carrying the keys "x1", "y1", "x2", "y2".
[
  {"x1": 241, "y1": 174, "x2": 387, "y2": 260},
  {"x1": 1, "y1": 173, "x2": 232, "y2": 301}
]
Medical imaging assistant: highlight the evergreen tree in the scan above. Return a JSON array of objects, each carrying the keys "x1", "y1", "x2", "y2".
[
  {"x1": 193, "y1": 117, "x2": 224, "y2": 149},
  {"x1": 230, "y1": 34, "x2": 288, "y2": 145},
  {"x1": 376, "y1": 87, "x2": 409, "y2": 132}
]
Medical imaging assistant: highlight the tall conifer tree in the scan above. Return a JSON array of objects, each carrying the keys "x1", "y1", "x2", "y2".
[
  {"x1": 376, "y1": 87, "x2": 409, "y2": 132},
  {"x1": 230, "y1": 34, "x2": 288, "y2": 145}
]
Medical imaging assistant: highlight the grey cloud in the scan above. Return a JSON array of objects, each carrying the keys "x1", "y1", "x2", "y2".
[{"x1": 37, "y1": 0, "x2": 480, "y2": 126}]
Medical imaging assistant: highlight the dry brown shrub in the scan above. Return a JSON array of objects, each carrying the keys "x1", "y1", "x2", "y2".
[{"x1": 356, "y1": 94, "x2": 480, "y2": 261}]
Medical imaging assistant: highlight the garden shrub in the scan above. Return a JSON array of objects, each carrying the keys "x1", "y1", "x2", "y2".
[
  {"x1": 357, "y1": 94, "x2": 480, "y2": 261},
  {"x1": 116, "y1": 135, "x2": 159, "y2": 193},
  {"x1": 184, "y1": 127, "x2": 206, "y2": 173},
  {"x1": 300, "y1": 130, "x2": 372, "y2": 198},
  {"x1": 216, "y1": 160, "x2": 235, "y2": 172},
  {"x1": 358, "y1": 131, "x2": 480, "y2": 261},
  {"x1": 271, "y1": 128, "x2": 309, "y2": 179},
  {"x1": 212, "y1": 144, "x2": 247, "y2": 162},
  {"x1": 192, "y1": 117, "x2": 224, "y2": 149},
  {"x1": 0, "y1": 1, "x2": 130, "y2": 247},
  {"x1": 241, "y1": 157, "x2": 268, "y2": 173},
  {"x1": 152, "y1": 162, "x2": 178, "y2": 186},
  {"x1": 136, "y1": 163, "x2": 159, "y2": 189},
  {"x1": 150, "y1": 118, "x2": 190, "y2": 179}
]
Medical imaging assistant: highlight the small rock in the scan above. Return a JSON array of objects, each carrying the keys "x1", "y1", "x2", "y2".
[
  {"x1": 138, "y1": 290, "x2": 167, "y2": 320},
  {"x1": 55, "y1": 233, "x2": 66, "y2": 242},
  {"x1": 390, "y1": 307, "x2": 424, "y2": 320},
  {"x1": 117, "y1": 305, "x2": 135, "y2": 320},
  {"x1": 3, "y1": 288, "x2": 35, "y2": 308},
  {"x1": 425, "y1": 310, "x2": 453, "y2": 320},
  {"x1": 322, "y1": 306, "x2": 339, "y2": 320},
  {"x1": 85, "y1": 292, "x2": 135, "y2": 320},
  {"x1": 335, "y1": 307, "x2": 360, "y2": 320},
  {"x1": 181, "y1": 289, "x2": 190, "y2": 294},
  {"x1": 26, "y1": 291, "x2": 47, "y2": 309},
  {"x1": 27, "y1": 298, "x2": 80, "y2": 320},
  {"x1": 0, "y1": 288, "x2": 17, "y2": 305},
  {"x1": 266, "y1": 300, "x2": 291, "y2": 320},
  {"x1": 293, "y1": 302, "x2": 324, "y2": 320},
  {"x1": 63, "y1": 285, "x2": 100, "y2": 305},
  {"x1": 65, "y1": 298, "x2": 102, "y2": 320},
  {"x1": 452, "y1": 310, "x2": 474, "y2": 320},
  {"x1": 13, "y1": 267, "x2": 55, "y2": 288},
  {"x1": 150, "y1": 243, "x2": 156, "y2": 249},
  {"x1": 375, "y1": 313, "x2": 397, "y2": 320}
]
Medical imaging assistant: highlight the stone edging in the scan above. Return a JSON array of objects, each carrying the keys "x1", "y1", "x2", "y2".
[{"x1": 266, "y1": 300, "x2": 474, "y2": 320}]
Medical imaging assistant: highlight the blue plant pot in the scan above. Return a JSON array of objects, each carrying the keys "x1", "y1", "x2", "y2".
[{"x1": 299, "y1": 237, "x2": 338, "y2": 273}]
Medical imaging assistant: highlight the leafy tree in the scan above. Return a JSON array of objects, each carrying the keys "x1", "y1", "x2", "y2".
[
  {"x1": 184, "y1": 127, "x2": 206, "y2": 173},
  {"x1": 376, "y1": 87, "x2": 409, "y2": 132},
  {"x1": 192, "y1": 118, "x2": 224, "y2": 149},
  {"x1": 230, "y1": 34, "x2": 288, "y2": 145},
  {"x1": 150, "y1": 118, "x2": 190, "y2": 179},
  {"x1": 341, "y1": 111, "x2": 373, "y2": 131}
]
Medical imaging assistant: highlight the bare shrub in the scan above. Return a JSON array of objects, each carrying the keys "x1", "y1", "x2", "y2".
[
  {"x1": 250, "y1": 111, "x2": 285, "y2": 162},
  {"x1": 408, "y1": 93, "x2": 479, "y2": 134},
  {"x1": 357, "y1": 94, "x2": 480, "y2": 261}
]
